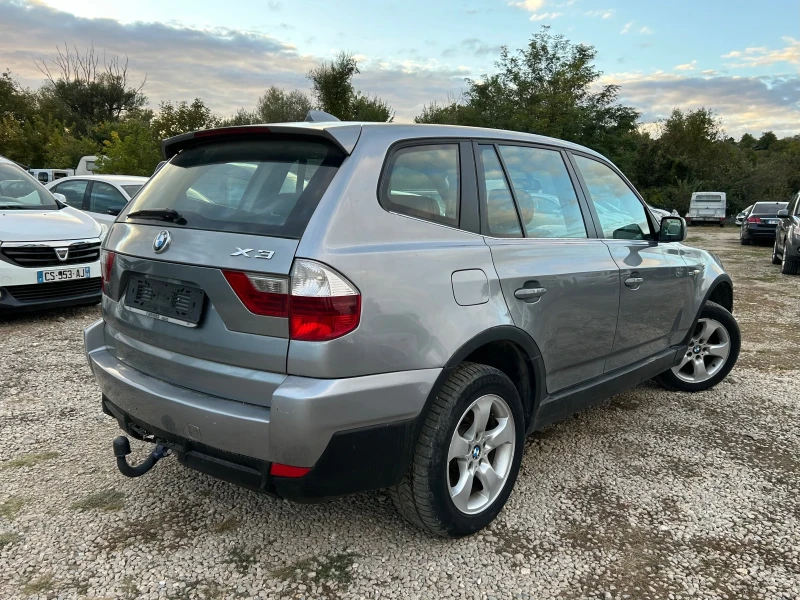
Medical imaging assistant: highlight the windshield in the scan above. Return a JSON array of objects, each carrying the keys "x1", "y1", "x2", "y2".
[
  {"x1": 0, "y1": 164, "x2": 58, "y2": 210},
  {"x1": 124, "y1": 137, "x2": 345, "y2": 238},
  {"x1": 122, "y1": 184, "x2": 143, "y2": 198}
]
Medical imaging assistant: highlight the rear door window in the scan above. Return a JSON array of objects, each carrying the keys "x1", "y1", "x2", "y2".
[
  {"x1": 497, "y1": 145, "x2": 587, "y2": 238},
  {"x1": 52, "y1": 179, "x2": 88, "y2": 209},
  {"x1": 124, "y1": 138, "x2": 345, "y2": 238},
  {"x1": 381, "y1": 144, "x2": 460, "y2": 227},
  {"x1": 89, "y1": 181, "x2": 127, "y2": 215},
  {"x1": 478, "y1": 145, "x2": 522, "y2": 237}
]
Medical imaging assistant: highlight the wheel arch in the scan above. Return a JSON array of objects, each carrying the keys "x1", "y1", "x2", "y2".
[{"x1": 680, "y1": 274, "x2": 734, "y2": 346}]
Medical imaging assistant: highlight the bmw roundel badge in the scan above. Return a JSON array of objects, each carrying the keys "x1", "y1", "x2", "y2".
[{"x1": 153, "y1": 230, "x2": 172, "y2": 253}]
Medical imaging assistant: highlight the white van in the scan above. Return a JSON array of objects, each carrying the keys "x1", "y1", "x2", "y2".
[
  {"x1": 29, "y1": 169, "x2": 74, "y2": 185},
  {"x1": 686, "y1": 192, "x2": 726, "y2": 226}
]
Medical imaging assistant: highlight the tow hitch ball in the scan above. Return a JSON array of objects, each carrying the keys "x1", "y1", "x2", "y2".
[{"x1": 112, "y1": 436, "x2": 171, "y2": 478}]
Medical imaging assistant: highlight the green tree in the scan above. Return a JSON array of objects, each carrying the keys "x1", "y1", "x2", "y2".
[
  {"x1": 37, "y1": 44, "x2": 147, "y2": 135},
  {"x1": 220, "y1": 108, "x2": 259, "y2": 126},
  {"x1": 95, "y1": 119, "x2": 160, "y2": 176},
  {"x1": 307, "y1": 52, "x2": 393, "y2": 121},
  {"x1": 44, "y1": 126, "x2": 99, "y2": 169},
  {"x1": 150, "y1": 98, "x2": 219, "y2": 139},
  {"x1": 254, "y1": 86, "x2": 313, "y2": 123},
  {"x1": 415, "y1": 27, "x2": 639, "y2": 162}
]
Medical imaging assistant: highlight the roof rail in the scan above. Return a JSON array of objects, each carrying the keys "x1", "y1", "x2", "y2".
[{"x1": 305, "y1": 110, "x2": 340, "y2": 123}]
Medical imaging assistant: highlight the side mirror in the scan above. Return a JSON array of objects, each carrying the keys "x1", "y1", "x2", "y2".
[
  {"x1": 52, "y1": 192, "x2": 67, "y2": 205},
  {"x1": 659, "y1": 216, "x2": 686, "y2": 242},
  {"x1": 777, "y1": 209, "x2": 789, "y2": 217},
  {"x1": 107, "y1": 206, "x2": 123, "y2": 216}
]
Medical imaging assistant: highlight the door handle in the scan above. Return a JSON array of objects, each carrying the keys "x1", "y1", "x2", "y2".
[
  {"x1": 689, "y1": 268, "x2": 701, "y2": 277},
  {"x1": 514, "y1": 287, "x2": 547, "y2": 300},
  {"x1": 624, "y1": 277, "x2": 644, "y2": 288}
]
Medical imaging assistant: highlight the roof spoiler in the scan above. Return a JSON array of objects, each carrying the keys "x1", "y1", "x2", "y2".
[{"x1": 161, "y1": 122, "x2": 361, "y2": 159}]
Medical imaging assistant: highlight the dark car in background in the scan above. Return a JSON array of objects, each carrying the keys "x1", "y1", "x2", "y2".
[
  {"x1": 740, "y1": 201, "x2": 789, "y2": 245},
  {"x1": 772, "y1": 192, "x2": 800, "y2": 274}
]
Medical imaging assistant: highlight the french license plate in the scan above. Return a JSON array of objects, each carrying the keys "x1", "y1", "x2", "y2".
[
  {"x1": 124, "y1": 276, "x2": 205, "y2": 327},
  {"x1": 37, "y1": 267, "x2": 90, "y2": 283},
  {"x1": 765, "y1": 219, "x2": 778, "y2": 225}
]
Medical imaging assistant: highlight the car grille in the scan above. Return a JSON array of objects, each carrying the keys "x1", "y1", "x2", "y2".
[
  {"x1": 0, "y1": 242, "x2": 101, "y2": 268},
  {"x1": 6, "y1": 278, "x2": 101, "y2": 303}
]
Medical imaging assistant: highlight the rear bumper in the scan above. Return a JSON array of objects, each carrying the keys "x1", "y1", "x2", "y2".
[
  {"x1": 742, "y1": 227, "x2": 777, "y2": 240},
  {"x1": 84, "y1": 320, "x2": 439, "y2": 499}
]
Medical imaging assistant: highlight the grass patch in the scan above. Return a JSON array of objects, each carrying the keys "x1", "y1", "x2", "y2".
[
  {"x1": 274, "y1": 552, "x2": 357, "y2": 587},
  {"x1": 0, "y1": 496, "x2": 27, "y2": 519},
  {"x1": 2, "y1": 451, "x2": 58, "y2": 470},
  {"x1": 212, "y1": 516, "x2": 240, "y2": 534},
  {"x1": 23, "y1": 575, "x2": 55, "y2": 594},
  {"x1": 121, "y1": 575, "x2": 139, "y2": 600},
  {"x1": 71, "y1": 489, "x2": 126, "y2": 512},
  {"x1": 0, "y1": 532, "x2": 21, "y2": 548},
  {"x1": 226, "y1": 546, "x2": 256, "y2": 575}
]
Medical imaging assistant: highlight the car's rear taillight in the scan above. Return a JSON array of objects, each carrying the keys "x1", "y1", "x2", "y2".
[
  {"x1": 100, "y1": 250, "x2": 115, "y2": 293},
  {"x1": 221, "y1": 271, "x2": 289, "y2": 318},
  {"x1": 747, "y1": 216, "x2": 762, "y2": 224},
  {"x1": 223, "y1": 260, "x2": 361, "y2": 341},
  {"x1": 289, "y1": 259, "x2": 360, "y2": 342}
]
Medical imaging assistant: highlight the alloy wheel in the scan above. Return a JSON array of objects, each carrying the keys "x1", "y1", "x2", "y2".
[
  {"x1": 672, "y1": 318, "x2": 731, "y2": 383},
  {"x1": 447, "y1": 394, "x2": 516, "y2": 515}
]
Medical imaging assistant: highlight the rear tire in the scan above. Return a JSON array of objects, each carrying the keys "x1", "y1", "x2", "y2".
[
  {"x1": 781, "y1": 249, "x2": 800, "y2": 275},
  {"x1": 390, "y1": 363, "x2": 524, "y2": 537},
  {"x1": 655, "y1": 301, "x2": 740, "y2": 393},
  {"x1": 772, "y1": 239, "x2": 782, "y2": 265},
  {"x1": 740, "y1": 236, "x2": 750, "y2": 245}
]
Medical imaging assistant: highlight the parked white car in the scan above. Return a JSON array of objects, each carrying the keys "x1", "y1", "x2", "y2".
[
  {"x1": 0, "y1": 156, "x2": 104, "y2": 313},
  {"x1": 46, "y1": 175, "x2": 148, "y2": 226},
  {"x1": 735, "y1": 204, "x2": 753, "y2": 226}
]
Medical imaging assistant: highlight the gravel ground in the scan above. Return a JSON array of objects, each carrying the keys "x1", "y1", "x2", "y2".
[{"x1": 1, "y1": 227, "x2": 798, "y2": 600}]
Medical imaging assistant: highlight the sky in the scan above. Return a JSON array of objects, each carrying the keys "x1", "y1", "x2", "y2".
[{"x1": 1, "y1": 0, "x2": 798, "y2": 137}]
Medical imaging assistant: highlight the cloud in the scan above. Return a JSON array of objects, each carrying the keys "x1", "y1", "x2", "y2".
[
  {"x1": 508, "y1": 0, "x2": 546, "y2": 11},
  {"x1": 639, "y1": 26, "x2": 654, "y2": 35},
  {"x1": 674, "y1": 60, "x2": 697, "y2": 71},
  {"x1": 600, "y1": 70, "x2": 800, "y2": 137},
  {"x1": 462, "y1": 38, "x2": 504, "y2": 57},
  {"x1": 584, "y1": 9, "x2": 614, "y2": 19},
  {"x1": 0, "y1": 1, "x2": 468, "y2": 123},
  {"x1": 722, "y1": 37, "x2": 800, "y2": 68},
  {"x1": 620, "y1": 21, "x2": 634, "y2": 34},
  {"x1": 529, "y1": 11, "x2": 563, "y2": 21}
]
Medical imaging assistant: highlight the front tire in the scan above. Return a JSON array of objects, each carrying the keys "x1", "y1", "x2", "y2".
[
  {"x1": 655, "y1": 301, "x2": 740, "y2": 392},
  {"x1": 390, "y1": 363, "x2": 524, "y2": 537}
]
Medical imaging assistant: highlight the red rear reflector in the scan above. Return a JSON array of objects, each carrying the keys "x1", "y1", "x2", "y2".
[
  {"x1": 222, "y1": 270, "x2": 288, "y2": 317},
  {"x1": 270, "y1": 463, "x2": 311, "y2": 478},
  {"x1": 747, "y1": 216, "x2": 762, "y2": 224},
  {"x1": 195, "y1": 126, "x2": 271, "y2": 138},
  {"x1": 289, "y1": 295, "x2": 361, "y2": 342},
  {"x1": 100, "y1": 250, "x2": 115, "y2": 293}
]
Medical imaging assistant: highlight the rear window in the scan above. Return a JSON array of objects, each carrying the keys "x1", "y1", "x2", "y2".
[
  {"x1": 752, "y1": 202, "x2": 788, "y2": 215},
  {"x1": 694, "y1": 194, "x2": 722, "y2": 202},
  {"x1": 124, "y1": 138, "x2": 345, "y2": 238}
]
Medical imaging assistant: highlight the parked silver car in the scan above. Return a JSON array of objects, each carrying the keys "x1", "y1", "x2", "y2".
[
  {"x1": 46, "y1": 175, "x2": 148, "y2": 226},
  {"x1": 85, "y1": 121, "x2": 740, "y2": 536}
]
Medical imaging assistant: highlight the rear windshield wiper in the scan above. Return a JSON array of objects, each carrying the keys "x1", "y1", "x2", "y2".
[{"x1": 126, "y1": 208, "x2": 185, "y2": 223}]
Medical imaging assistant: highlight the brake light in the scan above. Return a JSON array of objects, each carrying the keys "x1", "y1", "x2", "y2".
[
  {"x1": 747, "y1": 216, "x2": 762, "y2": 224},
  {"x1": 195, "y1": 126, "x2": 271, "y2": 138},
  {"x1": 270, "y1": 463, "x2": 311, "y2": 478},
  {"x1": 221, "y1": 271, "x2": 288, "y2": 317},
  {"x1": 222, "y1": 260, "x2": 361, "y2": 341},
  {"x1": 289, "y1": 259, "x2": 361, "y2": 342},
  {"x1": 100, "y1": 250, "x2": 115, "y2": 293}
]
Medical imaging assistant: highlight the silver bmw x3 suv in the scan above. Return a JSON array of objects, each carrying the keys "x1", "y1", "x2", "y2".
[{"x1": 85, "y1": 119, "x2": 740, "y2": 536}]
